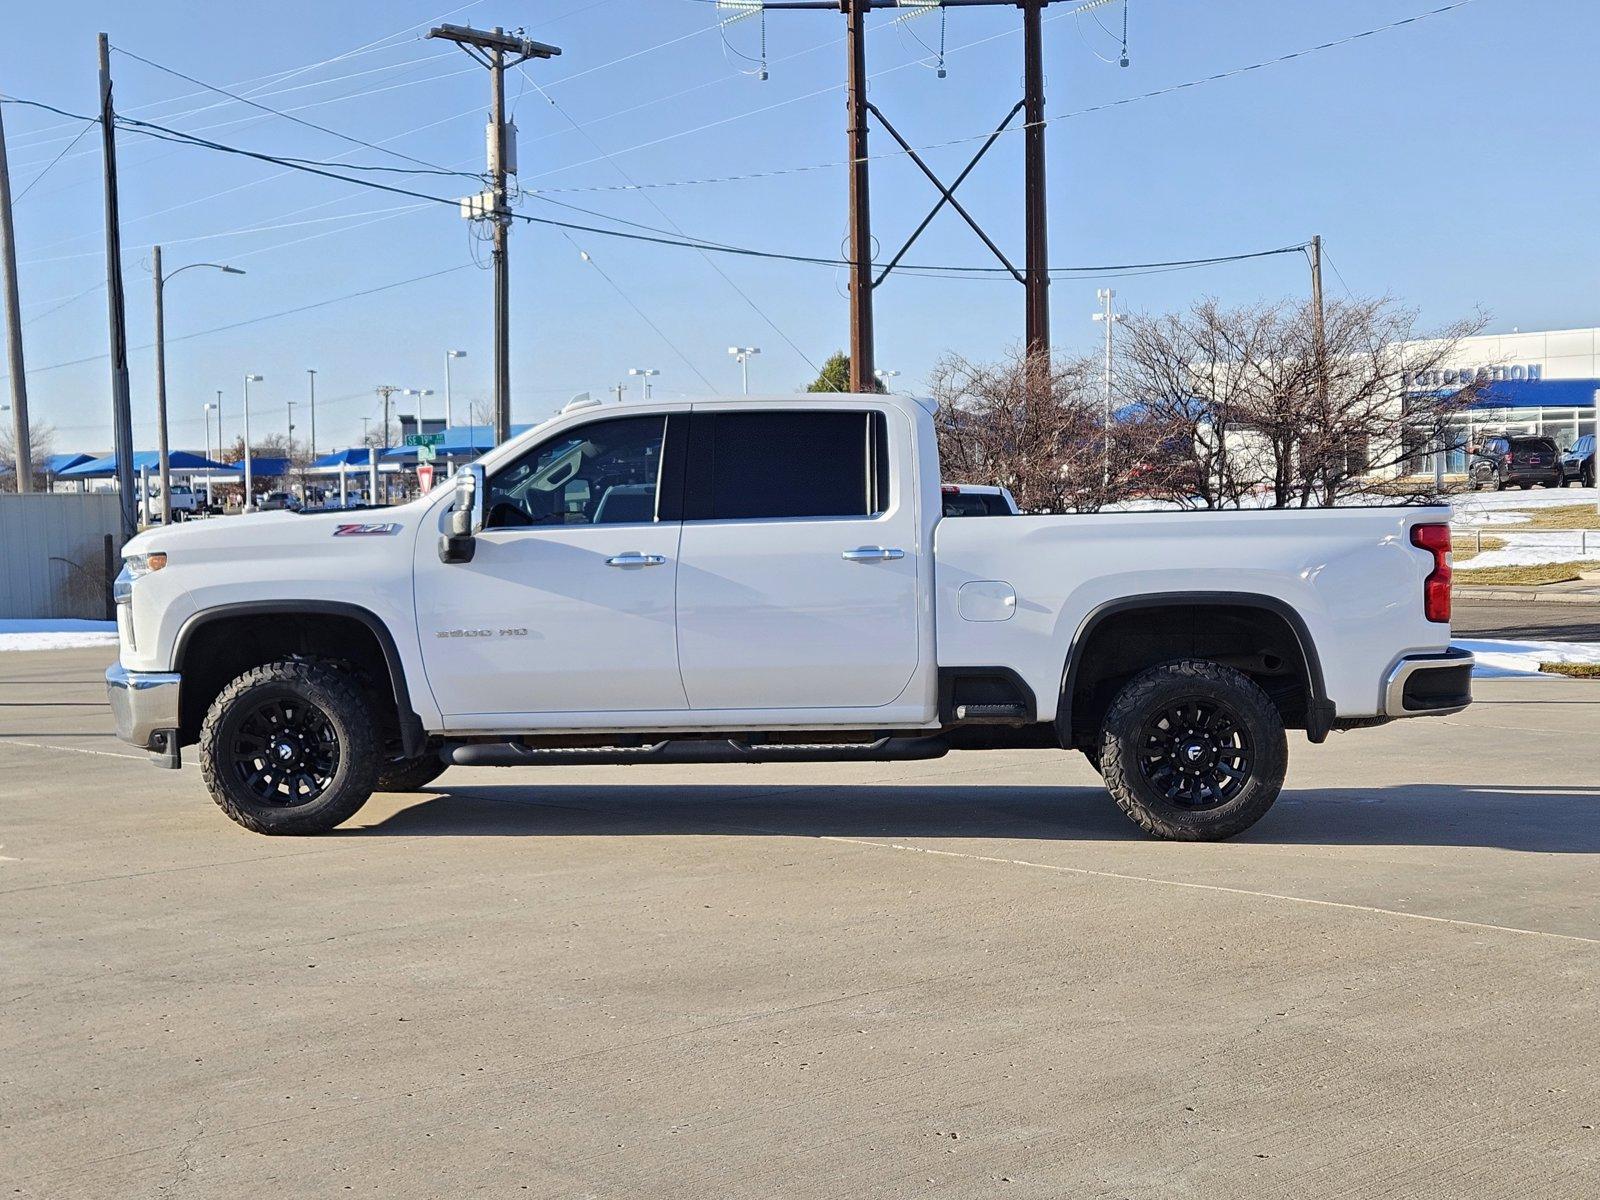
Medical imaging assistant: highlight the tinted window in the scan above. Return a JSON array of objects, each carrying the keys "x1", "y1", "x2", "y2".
[
  {"x1": 485, "y1": 415, "x2": 665, "y2": 529},
  {"x1": 684, "y1": 410, "x2": 889, "y2": 521},
  {"x1": 942, "y1": 493, "x2": 1009, "y2": 517},
  {"x1": 1510, "y1": 438, "x2": 1557, "y2": 454}
]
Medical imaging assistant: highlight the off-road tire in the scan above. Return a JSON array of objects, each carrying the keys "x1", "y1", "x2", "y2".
[
  {"x1": 199, "y1": 659, "x2": 381, "y2": 835},
  {"x1": 376, "y1": 754, "x2": 447, "y2": 792},
  {"x1": 1098, "y1": 660, "x2": 1287, "y2": 842}
]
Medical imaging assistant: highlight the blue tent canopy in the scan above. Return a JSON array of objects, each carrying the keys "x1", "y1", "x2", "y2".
[
  {"x1": 59, "y1": 450, "x2": 230, "y2": 479},
  {"x1": 44, "y1": 452, "x2": 95, "y2": 475},
  {"x1": 311, "y1": 447, "x2": 380, "y2": 468}
]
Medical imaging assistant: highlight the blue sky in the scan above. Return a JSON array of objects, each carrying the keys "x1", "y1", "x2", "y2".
[{"x1": 1, "y1": 0, "x2": 1596, "y2": 454}]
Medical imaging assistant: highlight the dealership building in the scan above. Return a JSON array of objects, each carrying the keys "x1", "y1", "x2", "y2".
[{"x1": 1404, "y1": 325, "x2": 1599, "y2": 476}]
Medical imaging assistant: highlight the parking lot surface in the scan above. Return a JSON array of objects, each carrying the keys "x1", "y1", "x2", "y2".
[{"x1": 2, "y1": 647, "x2": 1597, "y2": 1198}]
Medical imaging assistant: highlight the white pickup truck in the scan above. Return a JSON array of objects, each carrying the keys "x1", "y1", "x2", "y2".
[{"x1": 106, "y1": 393, "x2": 1471, "y2": 841}]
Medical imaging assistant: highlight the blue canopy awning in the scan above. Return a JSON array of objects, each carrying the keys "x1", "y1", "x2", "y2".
[{"x1": 58, "y1": 450, "x2": 231, "y2": 479}]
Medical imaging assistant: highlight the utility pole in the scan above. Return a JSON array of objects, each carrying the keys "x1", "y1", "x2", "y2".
[
  {"x1": 241, "y1": 372, "x2": 262, "y2": 511},
  {"x1": 215, "y1": 389, "x2": 223, "y2": 456},
  {"x1": 1308, "y1": 233, "x2": 1329, "y2": 494},
  {"x1": 759, "y1": 1, "x2": 1069, "y2": 387},
  {"x1": 374, "y1": 384, "x2": 400, "y2": 448},
  {"x1": 152, "y1": 245, "x2": 170, "y2": 523},
  {"x1": 1022, "y1": 0, "x2": 1050, "y2": 360},
  {"x1": 0, "y1": 98, "x2": 32, "y2": 492},
  {"x1": 844, "y1": 0, "x2": 875, "y2": 393},
  {"x1": 99, "y1": 32, "x2": 136, "y2": 539},
  {"x1": 428, "y1": 24, "x2": 560, "y2": 447},
  {"x1": 286, "y1": 399, "x2": 296, "y2": 455},
  {"x1": 306, "y1": 369, "x2": 317, "y2": 460},
  {"x1": 444, "y1": 349, "x2": 466, "y2": 429}
]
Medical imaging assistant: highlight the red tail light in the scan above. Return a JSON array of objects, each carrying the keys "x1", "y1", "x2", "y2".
[{"x1": 1411, "y1": 523, "x2": 1452, "y2": 623}]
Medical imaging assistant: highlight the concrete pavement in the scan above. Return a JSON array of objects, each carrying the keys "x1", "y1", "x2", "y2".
[{"x1": 2, "y1": 647, "x2": 1596, "y2": 1198}]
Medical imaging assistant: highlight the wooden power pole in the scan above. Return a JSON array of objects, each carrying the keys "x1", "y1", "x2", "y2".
[
  {"x1": 427, "y1": 23, "x2": 560, "y2": 447},
  {"x1": 0, "y1": 97, "x2": 32, "y2": 491},
  {"x1": 844, "y1": 0, "x2": 875, "y2": 393},
  {"x1": 98, "y1": 33, "x2": 136, "y2": 539}
]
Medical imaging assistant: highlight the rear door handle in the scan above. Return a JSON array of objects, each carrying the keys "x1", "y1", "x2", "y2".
[
  {"x1": 606, "y1": 553, "x2": 667, "y2": 567},
  {"x1": 842, "y1": 547, "x2": 905, "y2": 562}
]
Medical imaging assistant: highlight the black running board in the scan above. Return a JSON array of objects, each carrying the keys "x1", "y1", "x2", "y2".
[{"x1": 441, "y1": 735, "x2": 950, "y2": 768}]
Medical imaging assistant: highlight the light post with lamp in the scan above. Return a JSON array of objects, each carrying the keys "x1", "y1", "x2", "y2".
[
  {"x1": 241, "y1": 373, "x2": 263, "y2": 512},
  {"x1": 202, "y1": 401, "x2": 217, "y2": 507},
  {"x1": 874, "y1": 368, "x2": 900, "y2": 392},
  {"x1": 627, "y1": 367, "x2": 659, "y2": 400},
  {"x1": 728, "y1": 346, "x2": 760, "y2": 395},
  {"x1": 444, "y1": 350, "x2": 466, "y2": 429},
  {"x1": 152, "y1": 247, "x2": 244, "y2": 523}
]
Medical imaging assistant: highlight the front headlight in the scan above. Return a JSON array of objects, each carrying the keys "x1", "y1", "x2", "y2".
[{"x1": 115, "y1": 552, "x2": 167, "y2": 604}]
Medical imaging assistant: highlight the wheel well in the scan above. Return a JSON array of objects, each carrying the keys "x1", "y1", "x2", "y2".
[
  {"x1": 174, "y1": 610, "x2": 409, "y2": 751},
  {"x1": 1060, "y1": 602, "x2": 1319, "y2": 748}
]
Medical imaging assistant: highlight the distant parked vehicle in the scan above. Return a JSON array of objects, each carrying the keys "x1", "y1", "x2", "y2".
[
  {"x1": 256, "y1": 491, "x2": 301, "y2": 512},
  {"x1": 1560, "y1": 434, "x2": 1595, "y2": 488},
  {"x1": 940, "y1": 484, "x2": 1020, "y2": 516},
  {"x1": 1468, "y1": 436, "x2": 1563, "y2": 490}
]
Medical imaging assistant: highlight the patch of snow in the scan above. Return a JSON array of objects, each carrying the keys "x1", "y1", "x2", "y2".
[
  {"x1": 1449, "y1": 486, "x2": 1596, "y2": 521},
  {"x1": 1455, "y1": 637, "x2": 1600, "y2": 679},
  {"x1": 0, "y1": 619, "x2": 118, "y2": 653}
]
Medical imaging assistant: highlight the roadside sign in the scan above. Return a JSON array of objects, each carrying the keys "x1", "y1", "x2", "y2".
[
  {"x1": 404, "y1": 432, "x2": 446, "y2": 447},
  {"x1": 417, "y1": 443, "x2": 438, "y2": 463},
  {"x1": 417, "y1": 463, "x2": 435, "y2": 493}
]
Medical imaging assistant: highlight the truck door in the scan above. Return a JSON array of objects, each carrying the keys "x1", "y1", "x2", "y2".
[
  {"x1": 673, "y1": 406, "x2": 921, "y2": 710},
  {"x1": 414, "y1": 412, "x2": 688, "y2": 720}
]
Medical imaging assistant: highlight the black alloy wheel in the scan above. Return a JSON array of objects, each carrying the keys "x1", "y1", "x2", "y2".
[
  {"x1": 1134, "y1": 697, "x2": 1252, "y2": 809},
  {"x1": 229, "y1": 695, "x2": 341, "y2": 807}
]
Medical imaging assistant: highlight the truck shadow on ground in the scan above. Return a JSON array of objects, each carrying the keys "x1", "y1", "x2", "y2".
[{"x1": 349, "y1": 781, "x2": 1600, "y2": 853}]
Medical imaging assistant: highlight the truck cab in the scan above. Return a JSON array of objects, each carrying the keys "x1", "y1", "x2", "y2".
[{"x1": 107, "y1": 394, "x2": 1472, "y2": 842}]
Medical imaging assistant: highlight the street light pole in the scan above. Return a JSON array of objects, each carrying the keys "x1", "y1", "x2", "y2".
[
  {"x1": 444, "y1": 350, "x2": 466, "y2": 429},
  {"x1": 152, "y1": 253, "x2": 243, "y2": 523},
  {"x1": 202, "y1": 401, "x2": 215, "y2": 507},
  {"x1": 627, "y1": 367, "x2": 660, "y2": 400},
  {"x1": 306, "y1": 368, "x2": 317, "y2": 460},
  {"x1": 728, "y1": 346, "x2": 760, "y2": 395},
  {"x1": 242, "y1": 373, "x2": 263, "y2": 512},
  {"x1": 1092, "y1": 288, "x2": 1122, "y2": 483}
]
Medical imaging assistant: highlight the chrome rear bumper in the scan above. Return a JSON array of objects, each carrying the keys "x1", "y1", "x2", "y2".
[
  {"x1": 106, "y1": 664, "x2": 183, "y2": 767},
  {"x1": 1383, "y1": 648, "x2": 1474, "y2": 717}
]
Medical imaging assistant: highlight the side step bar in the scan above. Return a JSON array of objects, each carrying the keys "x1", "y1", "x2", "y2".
[{"x1": 441, "y1": 735, "x2": 950, "y2": 768}]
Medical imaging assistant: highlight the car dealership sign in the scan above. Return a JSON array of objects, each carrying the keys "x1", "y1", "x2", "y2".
[{"x1": 1404, "y1": 363, "x2": 1543, "y2": 388}]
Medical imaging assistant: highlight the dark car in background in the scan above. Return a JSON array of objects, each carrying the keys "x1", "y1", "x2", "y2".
[
  {"x1": 1468, "y1": 435, "x2": 1564, "y2": 490},
  {"x1": 1560, "y1": 434, "x2": 1595, "y2": 488}
]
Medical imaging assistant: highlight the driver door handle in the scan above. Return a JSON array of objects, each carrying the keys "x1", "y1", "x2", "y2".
[
  {"x1": 842, "y1": 547, "x2": 905, "y2": 562},
  {"x1": 606, "y1": 553, "x2": 667, "y2": 567}
]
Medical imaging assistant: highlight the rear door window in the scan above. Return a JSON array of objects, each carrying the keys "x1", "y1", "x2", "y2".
[{"x1": 682, "y1": 410, "x2": 889, "y2": 521}]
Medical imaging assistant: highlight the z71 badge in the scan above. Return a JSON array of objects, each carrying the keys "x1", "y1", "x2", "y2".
[{"x1": 333, "y1": 522, "x2": 402, "y2": 537}]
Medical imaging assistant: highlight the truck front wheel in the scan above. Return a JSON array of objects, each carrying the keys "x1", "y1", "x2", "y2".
[
  {"x1": 198, "y1": 659, "x2": 381, "y2": 835},
  {"x1": 1098, "y1": 660, "x2": 1287, "y2": 841}
]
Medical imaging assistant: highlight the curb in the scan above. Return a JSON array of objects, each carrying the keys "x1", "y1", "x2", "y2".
[{"x1": 1454, "y1": 587, "x2": 1600, "y2": 605}]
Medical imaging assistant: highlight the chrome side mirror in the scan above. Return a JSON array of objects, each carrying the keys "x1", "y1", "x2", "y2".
[{"x1": 438, "y1": 464, "x2": 485, "y2": 564}]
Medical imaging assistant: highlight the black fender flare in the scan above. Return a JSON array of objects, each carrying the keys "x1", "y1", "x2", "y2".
[
  {"x1": 1054, "y1": 591, "x2": 1334, "y2": 746},
  {"x1": 172, "y1": 600, "x2": 426, "y2": 758}
]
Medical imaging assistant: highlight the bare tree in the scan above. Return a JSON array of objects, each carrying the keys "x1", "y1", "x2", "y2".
[
  {"x1": 931, "y1": 347, "x2": 1132, "y2": 512},
  {"x1": 0, "y1": 419, "x2": 56, "y2": 492},
  {"x1": 1116, "y1": 297, "x2": 1486, "y2": 508}
]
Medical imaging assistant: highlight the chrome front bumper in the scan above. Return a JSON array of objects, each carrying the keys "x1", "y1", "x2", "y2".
[
  {"x1": 1383, "y1": 648, "x2": 1474, "y2": 717},
  {"x1": 106, "y1": 664, "x2": 183, "y2": 767}
]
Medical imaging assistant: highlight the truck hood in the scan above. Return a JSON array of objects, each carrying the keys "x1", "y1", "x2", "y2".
[{"x1": 122, "y1": 503, "x2": 429, "y2": 563}]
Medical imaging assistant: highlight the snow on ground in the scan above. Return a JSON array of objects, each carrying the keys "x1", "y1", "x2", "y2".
[
  {"x1": 0, "y1": 620, "x2": 118, "y2": 652},
  {"x1": 1456, "y1": 637, "x2": 1600, "y2": 679},
  {"x1": 1449, "y1": 485, "x2": 1597, "y2": 522},
  {"x1": 1456, "y1": 535, "x2": 1600, "y2": 570}
]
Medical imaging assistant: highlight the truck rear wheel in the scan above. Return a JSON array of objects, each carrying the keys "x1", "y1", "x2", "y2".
[
  {"x1": 198, "y1": 659, "x2": 380, "y2": 835},
  {"x1": 1098, "y1": 660, "x2": 1287, "y2": 841}
]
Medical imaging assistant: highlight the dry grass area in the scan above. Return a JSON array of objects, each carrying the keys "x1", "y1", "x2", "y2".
[
  {"x1": 1454, "y1": 562, "x2": 1589, "y2": 586},
  {"x1": 1540, "y1": 662, "x2": 1600, "y2": 679},
  {"x1": 1452, "y1": 534, "x2": 1506, "y2": 562},
  {"x1": 1500, "y1": 504, "x2": 1600, "y2": 531}
]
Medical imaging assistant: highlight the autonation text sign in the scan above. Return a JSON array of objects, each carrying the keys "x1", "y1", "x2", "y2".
[{"x1": 1404, "y1": 363, "x2": 1543, "y2": 387}]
